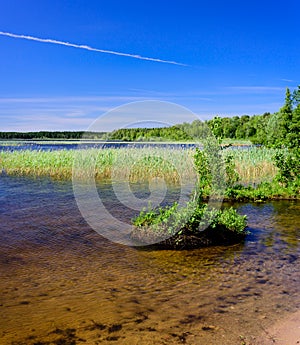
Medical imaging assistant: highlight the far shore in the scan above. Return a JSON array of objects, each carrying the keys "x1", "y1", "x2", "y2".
[{"x1": 0, "y1": 138, "x2": 253, "y2": 146}]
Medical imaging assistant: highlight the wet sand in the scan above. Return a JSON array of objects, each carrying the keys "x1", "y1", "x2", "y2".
[{"x1": 254, "y1": 310, "x2": 300, "y2": 345}]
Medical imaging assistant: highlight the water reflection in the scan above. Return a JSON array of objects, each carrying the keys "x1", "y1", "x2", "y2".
[{"x1": 0, "y1": 176, "x2": 299, "y2": 344}]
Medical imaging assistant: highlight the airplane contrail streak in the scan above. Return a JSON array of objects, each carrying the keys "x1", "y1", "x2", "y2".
[{"x1": 0, "y1": 31, "x2": 187, "y2": 66}]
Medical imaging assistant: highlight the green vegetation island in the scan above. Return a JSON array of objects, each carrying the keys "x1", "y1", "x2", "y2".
[{"x1": 1, "y1": 86, "x2": 299, "y2": 249}]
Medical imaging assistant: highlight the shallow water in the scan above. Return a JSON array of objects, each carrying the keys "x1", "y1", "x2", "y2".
[{"x1": 0, "y1": 176, "x2": 299, "y2": 344}]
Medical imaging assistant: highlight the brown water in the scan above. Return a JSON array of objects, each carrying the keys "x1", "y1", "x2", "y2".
[{"x1": 0, "y1": 176, "x2": 299, "y2": 345}]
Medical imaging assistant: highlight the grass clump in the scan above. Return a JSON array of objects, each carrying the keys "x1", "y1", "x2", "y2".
[
  {"x1": 131, "y1": 138, "x2": 248, "y2": 249},
  {"x1": 131, "y1": 198, "x2": 247, "y2": 249}
]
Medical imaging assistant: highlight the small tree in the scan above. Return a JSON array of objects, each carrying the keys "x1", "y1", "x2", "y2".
[
  {"x1": 287, "y1": 86, "x2": 300, "y2": 149},
  {"x1": 273, "y1": 86, "x2": 300, "y2": 187},
  {"x1": 265, "y1": 88, "x2": 294, "y2": 148}
]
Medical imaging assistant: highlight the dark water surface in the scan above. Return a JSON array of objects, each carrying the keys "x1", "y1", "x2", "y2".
[
  {"x1": 0, "y1": 141, "x2": 255, "y2": 152},
  {"x1": 0, "y1": 141, "x2": 199, "y2": 152},
  {"x1": 0, "y1": 176, "x2": 299, "y2": 344}
]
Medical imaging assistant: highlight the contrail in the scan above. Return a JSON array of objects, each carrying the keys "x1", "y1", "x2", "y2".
[{"x1": 0, "y1": 31, "x2": 186, "y2": 66}]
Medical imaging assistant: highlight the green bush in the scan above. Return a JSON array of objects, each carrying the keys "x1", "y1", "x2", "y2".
[
  {"x1": 274, "y1": 148, "x2": 300, "y2": 186},
  {"x1": 131, "y1": 139, "x2": 248, "y2": 249},
  {"x1": 131, "y1": 201, "x2": 247, "y2": 248}
]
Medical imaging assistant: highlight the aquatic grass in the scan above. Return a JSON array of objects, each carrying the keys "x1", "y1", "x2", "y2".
[
  {"x1": 0, "y1": 149, "x2": 74, "y2": 179},
  {"x1": 0, "y1": 146, "x2": 279, "y2": 185},
  {"x1": 0, "y1": 147, "x2": 196, "y2": 183},
  {"x1": 225, "y1": 147, "x2": 279, "y2": 185}
]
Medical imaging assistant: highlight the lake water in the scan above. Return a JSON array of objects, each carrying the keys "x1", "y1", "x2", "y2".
[
  {"x1": 0, "y1": 141, "x2": 255, "y2": 152},
  {"x1": 0, "y1": 175, "x2": 299, "y2": 344},
  {"x1": 0, "y1": 141, "x2": 199, "y2": 152}
]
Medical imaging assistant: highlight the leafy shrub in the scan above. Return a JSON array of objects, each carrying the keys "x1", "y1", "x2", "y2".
[
  {"x1": 133, "y1": 202, "x2": 179, "y2": 228},
  {"x1": 274, "y1": 148, "x2": 300, "y2": 186},
  {"x1": 217, "y1": 207, "x2": 247, "y2": 233},
  {"x1": 131, "y1": 201, "x2": 247, "y2": 248}
]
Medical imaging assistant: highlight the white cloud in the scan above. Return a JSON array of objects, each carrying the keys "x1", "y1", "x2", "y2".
[
  {"x1": 0, "y1": 31, "x2": 186, "y2": 66},
  {"x1": 0, "y1": 95, "x2": 143, "y2": 104},
  {"x1": 225, "y1": 86, "x2": 285, "y2": 93},
  {"x1": 280, "y1": 79, "x2": 295, "y2": 83}
]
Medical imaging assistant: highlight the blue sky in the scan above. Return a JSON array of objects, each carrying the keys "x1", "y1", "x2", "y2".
[{"x1": 0, "y1": 0, "x2": 299, "y2": 131}]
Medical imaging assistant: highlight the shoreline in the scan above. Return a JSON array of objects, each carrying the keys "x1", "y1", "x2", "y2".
[
  {"x1": 0, "y1": 139, "x2": 254, "y2": 147},
  {"x1": 254, "y1": 310, "x2": 300, "y2": 344}
]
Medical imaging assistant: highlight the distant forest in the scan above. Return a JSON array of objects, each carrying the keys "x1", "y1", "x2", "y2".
[
  {"x1": 1, "y1": 86, "x2": 299, "y2": 148},
  {"x1": 0, "y1": 131, "x2": 106, "y2": 140},
  {"x1": 108, "y1": 86, "x2": 300, "y2": 148}
]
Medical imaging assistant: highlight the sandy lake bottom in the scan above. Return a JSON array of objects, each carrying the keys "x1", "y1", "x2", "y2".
[{"x1": 0, "y1": 176, "x2": 299, "y2": 344}]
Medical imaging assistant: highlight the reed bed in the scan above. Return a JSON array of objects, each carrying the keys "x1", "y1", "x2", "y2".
[
  {"x1": 226, "y1": 147, "x2": 279, "y2": 185},
  {"x1": 0, "y1": 146, "x2": 279, "y2": 185},
  {"x1": 0, "y1": 148, "x2": 196, "y2": 184}
]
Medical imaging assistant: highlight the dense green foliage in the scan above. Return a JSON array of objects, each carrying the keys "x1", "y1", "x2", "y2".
[
  {"x1": 106, "y1": 116, "x2": 268, "y2": 142},
  {"x1": 274, "y1": 148, "x2": 300, "y2": 188},
  {"x1": 266, "y1": 86, "x2": 300, "y2": 193},
  {"x1": 0, "y1": 131, "x2": 105, "y2": 140},
  {"x1": 263, "y1": 87, "x2": 300, "y2": 148},
  {"x1": 108, "y1": 126, "x2": 190, "y2": 141},
  {"x1": 131, "y1": 200, "x2": 247, "y2": 248},
  {"x1": 111, "y1": 86, "x2": 300, "y2": 146}
]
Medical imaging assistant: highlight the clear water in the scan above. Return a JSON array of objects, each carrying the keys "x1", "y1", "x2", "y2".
[{"x1": 0, "y1": 176, "x2": 299, "y2": 344}]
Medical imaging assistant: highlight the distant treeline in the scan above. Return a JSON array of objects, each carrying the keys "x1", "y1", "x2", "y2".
[
  {"x1": 0, "y1": 131, "x2": 106, "y2": 140},
  {"x1": 109, "y1": 86, "x2": 300, "y2": 148},
  {"x1": 1, "y1": 86, "x2": 299, "y2": 147},
  {"x1": 107, "y1": 115, "x2": 271, "y2": 143}
]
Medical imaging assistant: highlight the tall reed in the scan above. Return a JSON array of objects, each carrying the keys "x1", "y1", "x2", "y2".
[
  {"x1": 0, "y1": 148, "x2": 196, "y2": 183},
  {"x1": 0, "y1": 146, "x2": 279, "y2": 185},
  {"x1": 225, "y1": 147, "x2": 279, "y2": 185}
]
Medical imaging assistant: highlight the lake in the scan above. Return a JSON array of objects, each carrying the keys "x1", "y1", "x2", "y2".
[
  {"x1": 0, "y1": 141, "x2": 198, "y2": 152},
  {"x1": 0, "y1": 175, "x2": 299, "y2": 344},
  {"x1": 0, "y1": 140, "x2": 255, "y2": 152}
]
